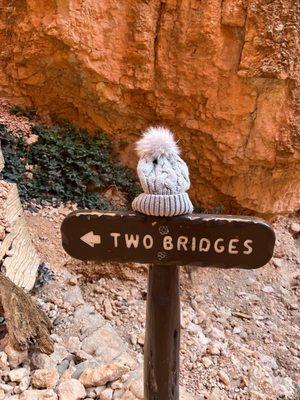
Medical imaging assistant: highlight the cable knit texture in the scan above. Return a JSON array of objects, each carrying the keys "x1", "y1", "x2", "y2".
[{"x1": 132, "y1": 127, "x2": 193, "y2": 216}]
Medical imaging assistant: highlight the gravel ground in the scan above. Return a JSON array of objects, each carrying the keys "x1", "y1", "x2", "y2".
[{"x1": 21, "y1": 205, "x2": 300, "y2": 399}]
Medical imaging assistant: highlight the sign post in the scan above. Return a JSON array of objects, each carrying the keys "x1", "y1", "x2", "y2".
[
  {"x1": 144, "y1": 264, "x2": 180, "y2": 399},
  {"x1": 61, "y1": 210, "x2": 275, "y2": 399}
]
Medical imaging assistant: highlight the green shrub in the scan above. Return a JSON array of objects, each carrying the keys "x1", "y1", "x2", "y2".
[
  {"x1": 10, "y1": 105, "x2": 37, "y2": 119},
  {"x1": 193, "y1": 204, "x2": 225, "y2": 214},
  {"x1": 0, "y1": 122, "x2": 140, "y2": 209}
]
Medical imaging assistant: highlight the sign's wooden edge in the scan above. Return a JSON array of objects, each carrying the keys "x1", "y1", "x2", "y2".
[{"x1": 62, "y1": 209, "x2": 274, "y2": 229}]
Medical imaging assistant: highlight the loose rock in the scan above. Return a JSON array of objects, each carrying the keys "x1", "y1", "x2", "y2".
[
  {"x1": 31, "y1": 368, "x2": 59, "y2": 389},
  {"x1": 79, "y1": 363, "x2": 129, "y2": 388},
  {"x1": 98, "y1": 388, "x2": 114, "y2": 400},
  {"x1": 57, "y1": 379, "x2": 86, "y2": 400},
  {"x1": 8, "y1": 368, "x2": 28, "y2": 383},
  {"x1": 20, "y1": 389, "x2": 58, "y2": 400},
  {"x1": 5, "y1": 344, "x2": 28, "y2": 368},
  {"x1": 218, "y1": 370, "x2": 230, "y2": 386},
  {"x1": 31, "y1": 353, "x2": 56, "y2": 370},
  {"x1": 290, "y1": 222, "x2": 300, "y2": 233}
]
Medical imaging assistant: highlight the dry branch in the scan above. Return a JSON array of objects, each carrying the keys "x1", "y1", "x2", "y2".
[{"x1": 0, "y1": 273, "x2": 53, "y2": 353}]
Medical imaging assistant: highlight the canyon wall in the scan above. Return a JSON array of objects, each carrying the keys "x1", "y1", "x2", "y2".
[{"x1": 0, "y1": 0, "x2": 299, "y2": 214}]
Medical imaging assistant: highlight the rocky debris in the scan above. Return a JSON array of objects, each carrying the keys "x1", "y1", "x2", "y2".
[
  {"x1": 77, "y1": 215, "x2": 298, "y2": 398},
  {"x1": 0, "y1": 206, "x2": 298, "y2": 399},
  {"x1": 0, "y1": 270, "x2": 167, "y2": 399},
  {"x1": 79, "y1": 363, "x2": 129, "y2": 388}
]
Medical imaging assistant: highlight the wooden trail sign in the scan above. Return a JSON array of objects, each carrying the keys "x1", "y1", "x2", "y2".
[
  {"x1": 61, "y1": 210, "x2": 275, "y2": 400},
  {"x1": 61, "y1": 211, "x2": 275, "y2": 268}
]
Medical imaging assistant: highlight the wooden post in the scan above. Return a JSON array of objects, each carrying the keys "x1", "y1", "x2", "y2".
[{"x1": 144, "y1": 265, "x2": 180, "y2": 400}]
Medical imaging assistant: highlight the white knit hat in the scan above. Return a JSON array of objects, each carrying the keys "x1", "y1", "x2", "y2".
[{"x1": 132, "y1": 127, "x2": 193, "y2": 216}]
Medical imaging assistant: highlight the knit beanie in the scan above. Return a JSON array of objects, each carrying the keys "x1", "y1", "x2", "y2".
[{"x1": 132, "y1": 127, "x2": 193, "y2": 216}]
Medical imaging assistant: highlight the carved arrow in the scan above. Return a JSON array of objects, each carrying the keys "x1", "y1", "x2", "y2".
[{"x1": 80, "y1": 231, "x2": 101, "y2": 247}]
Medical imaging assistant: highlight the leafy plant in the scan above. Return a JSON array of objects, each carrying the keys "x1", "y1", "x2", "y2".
[
  {"x1": 0, "y1": 121, "x2": 141, "y2": 209},
  {"x1": 0, "y1": 125, "x2": 27, "y2": 188},
  {"x1": 10, "y1": 105, "x2": 37, "y2": 120},
  {"x1": 193, "y1": 204, "x2": 225, "y2": 214}
]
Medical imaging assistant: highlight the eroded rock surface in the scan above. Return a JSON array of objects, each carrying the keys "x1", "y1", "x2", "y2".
[{"x1": 0, "y1": 0, "x2": 299, "y2": 213}]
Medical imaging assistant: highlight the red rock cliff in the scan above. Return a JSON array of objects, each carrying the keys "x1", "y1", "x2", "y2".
[{"x1": 0, "y1": 0, "x2": 299, "y2": 214}]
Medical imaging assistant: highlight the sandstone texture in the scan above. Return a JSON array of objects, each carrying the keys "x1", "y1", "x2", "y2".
[{"x1": 0, "y1": 0, "x2": 299, "y2": 214}]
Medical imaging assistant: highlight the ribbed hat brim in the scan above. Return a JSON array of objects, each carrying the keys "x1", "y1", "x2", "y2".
[{"x1": 132, "y1": 193, "x2": 193, "y2": 217}]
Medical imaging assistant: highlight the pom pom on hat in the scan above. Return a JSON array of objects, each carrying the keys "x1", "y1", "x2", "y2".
[{"x1": 135, "y1": 127, "x2": 180, "y2": 160}]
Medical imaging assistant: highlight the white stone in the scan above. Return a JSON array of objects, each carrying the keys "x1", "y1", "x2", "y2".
[
  {"x1": 98, "y1": 388, "x2": 114, "y2": 400},
  {"x1": 79, "y1": 363, "x2": 129, "y2": 388},
  {"x1": 103, "y1": 298, "x2": 113, "y2": 320},
  {"x1": 20, "y1": 375, "x2": 30, "y2": 391},
  {"x1": 197, "y1": 309, "x2": 207, "y2": 323},
  {"x1": 0, "y1": 352, "x2": 8, "y2": 370},
  {"x1": 73, "y1": 304, "x2": 105, "y2": 339},
  {"x1": 273, "y1": 258, "x2": 284, "y2": 268},
  {"x1": 262, "y1": 285, "x2": 274, "y2": 293},
  {"x1": 209, "y1": 327, "x2": 225, "y2": 340},
  {"x1": 31, "y1": 368, "x2": 59, "y2": 389},
  {"x1": 130, "y1": 334, "x2": 137, "y2": 346},
  {"x1": 207, "y1": 342, "x2": 222, "y2": 355},
  {"x1": 191, "y1": 299, "x2": 198, "y2": 311},
  {"x1": 198, "y1": 328, "x2": 209, "y2": 351},
  {"x1": 137, "y1": 333, "x2": 145, "y2": 346},
  {"x1": 8, "y1": 368, "x2": 28, "y2": 383},
  {"x1": 20, "y1": 389, "x2": 58, "y2": 400},
  {"x1": 209, "y1": 387, "x2": 224, "y2": 400},
  {"x1": 111, "y1": 379, "x2": 123, "y2": 390},
  {"x1": 5, "y1": 344, "x2": 28, "y2": 368},
  {"x1": 233, "y1": 326, "x2": 242, "y2": 334},
  {"x1": 65, "y1": 336, "x2": 81, "y2": 354},
  {"x1": 50, "y1": 343, "x2": 69, "y2": 365},
  {"x1": 129, "y1": 375, "x2": 143, "y2": 399},
  {"x1": 60, "y1": 361, "x2": 76, "y2": 382},
  {"x1": 81, "y1": 325, "x2": 125, "y2": 361},
  {"x1": 31, "y1": 353, "x2": 57, "y2": 369},
  {"x1": 50, "y1": 334, "x2": 63, "y2": 344},
  {"x1": 72, "y1": 360, "x2": 102, "y2": 380},
  {"x1": 218, "y1": 370, "x2": 230, "y2": 386},
  {"x1": 57, "y1": 379, "x2": 86, "y2": 400},
  {"x1": 202, "y1": 357, "x2": 213, "y2": 368},
  {"x1": 0, "y1": 383, "x2": 13, "y2": 393},
  {"x1": 290, "y1": 222, "x2": 300, "y2": 233}
]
